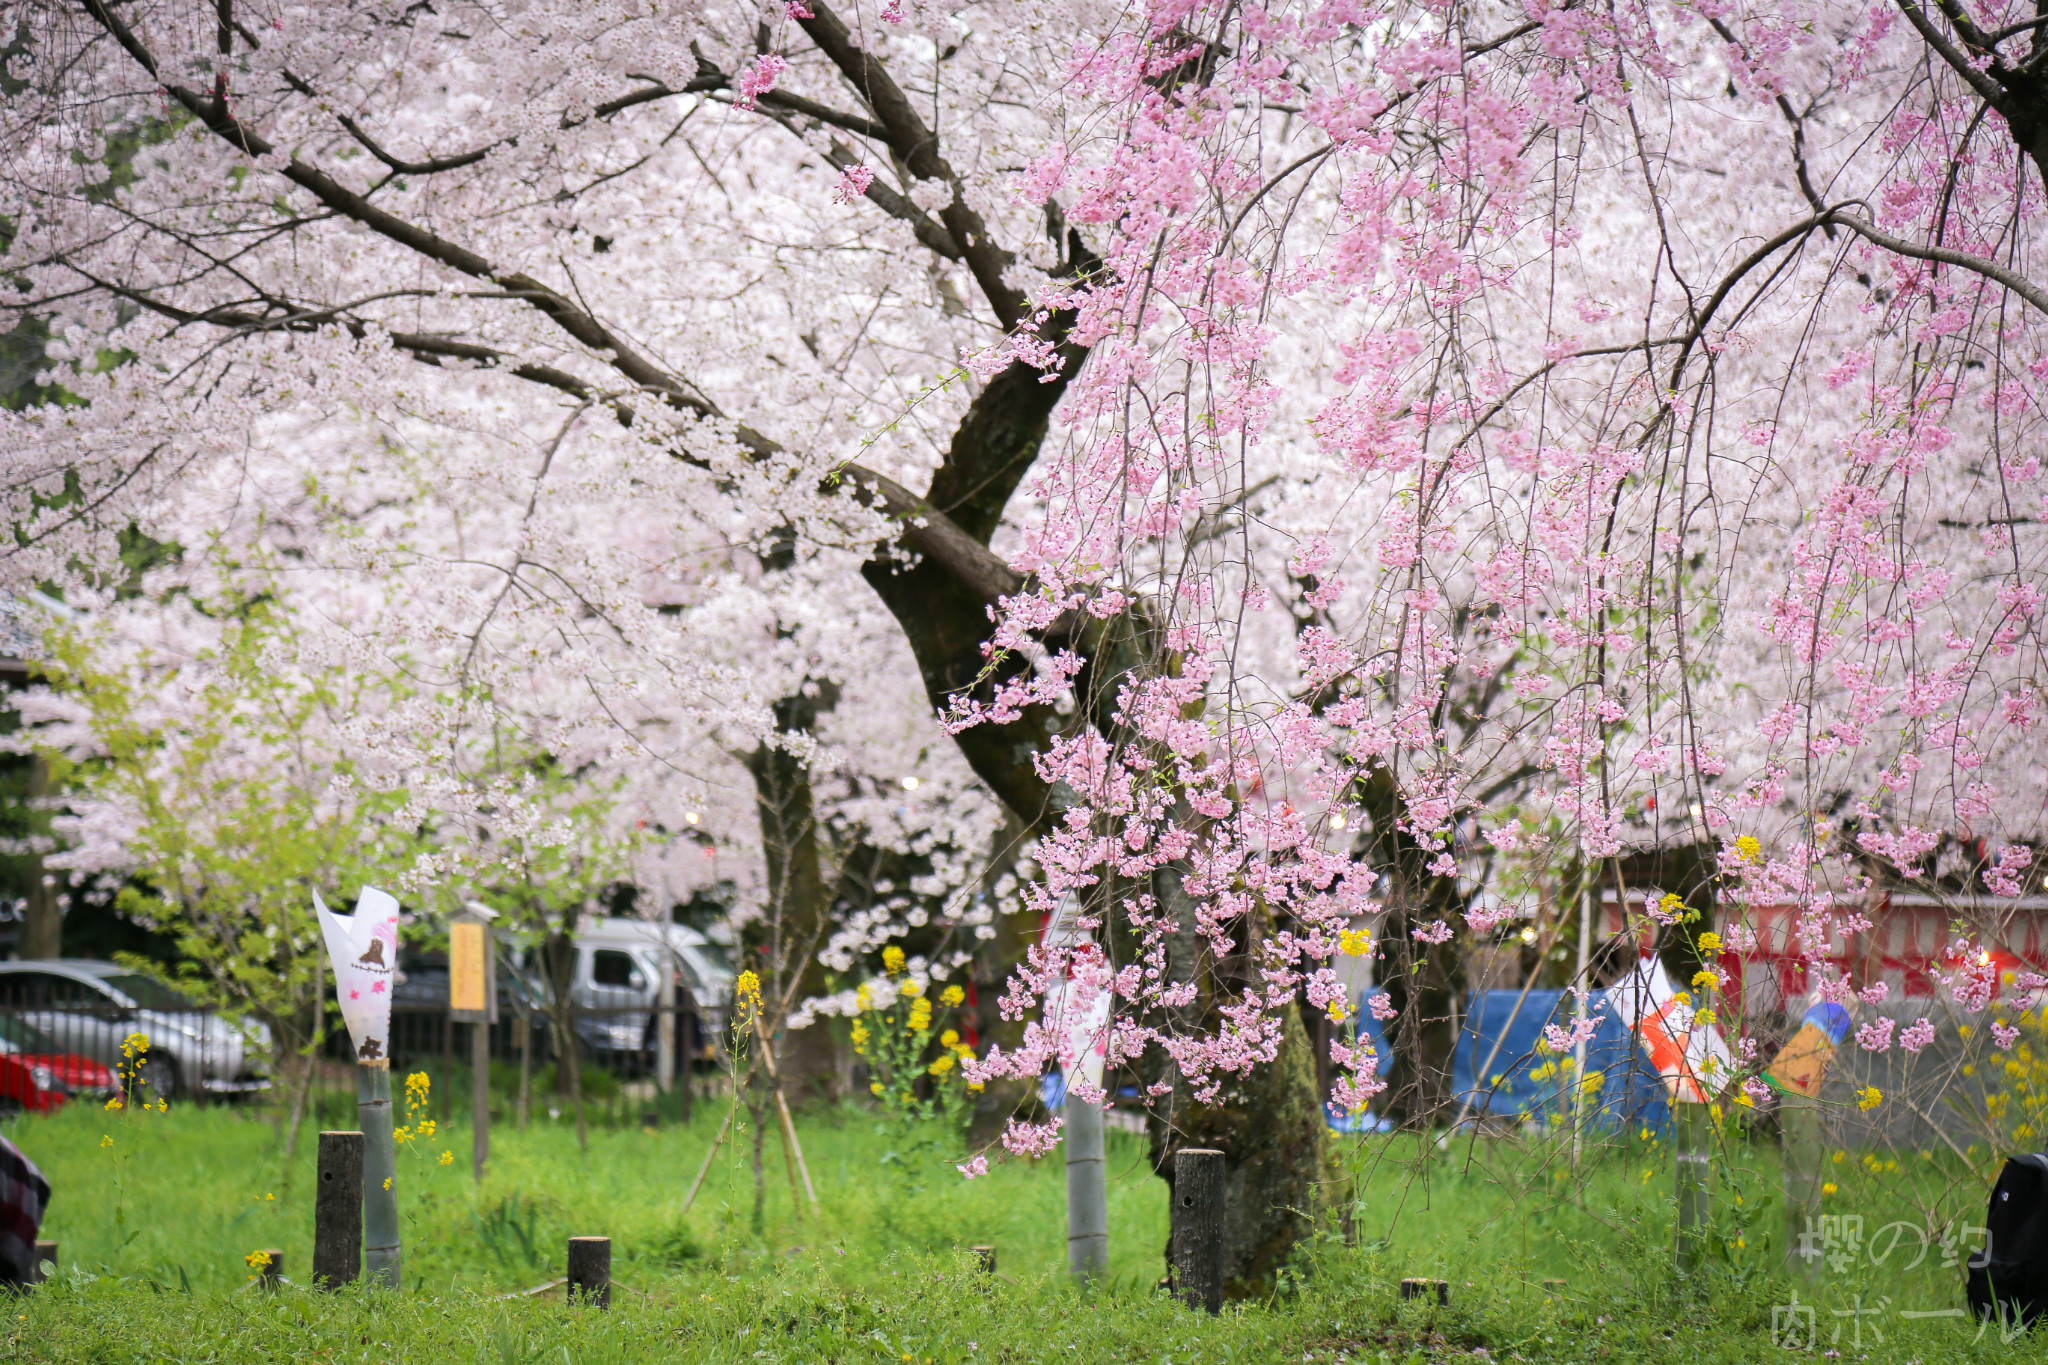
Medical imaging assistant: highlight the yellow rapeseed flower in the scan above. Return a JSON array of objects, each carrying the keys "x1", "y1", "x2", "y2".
[
  {"x1": 1696, "y1": 932, "x2": 1722, "y2": 955},
  {"x1": 100, "y1": 1134, "x2": 113, "y2": 1148},
  {"x1": 900, "y1": 978, "x2": 925, "y2": 1000},
  {"x1": 882, "y1": 946, "x2": 906, "y2": 975},
  {"x1": 908, "y1": 998, "x2": 933, "y2": 1032},
  {"x1": 850, "y1": 1022, "x2": 871, "y2": 1053},
  {"x1": 1734, "y1": 835, "x2": 1762, "y2": 862},
  {"x1": 245, "y1": 1250, "x2": 272, "y2": 1270},
  {"x1": 1339, "y1": 928, "x2": 1374, "y2": 957},
  {"x1": 383, "y1": 1178, "x2": 393, "y2": 1190},
  {"x1": 939, "y1": 984, "x2": 965, "y2": 1007},
  {"x1": 1856, "y1": 1086, "x2": 1883, "y2": 1112},
  {"x1": 1658, "y1": 892, "x2": 1685, "y2": 919},
  {"x1": 928, "y1": 1054, "x2": 956, "y2": 1076},
  {"x1": 869, "y1": 1081, "x2": 884, "y2": 1096},
  {"x1": 1691, "y1": 969, "x2": 1719, "y2": 993},
  {"x1": 439, "y1": 1150, "x2": 454, "y2": 1166},
  {"x1": 940, "y1": 1029, "x2": 960, "y2": 1048},
  {"x1": 1822, "y1": 1182, "x2": 1838, "y2": 1195}
]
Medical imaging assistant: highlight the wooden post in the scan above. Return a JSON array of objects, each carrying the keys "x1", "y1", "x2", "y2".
[
  {"x1": 1065, "y1": 1095, "x2": 1108, "y2": 1281},
  {"x1": 313, "y1": 1130, "x2": 364, "y2": 1288},
  {"x1": 1400, "y1": 1278, "x2": 1450, "y2": 1305},
  {"x1": 566, "y1": 1236, "x2": 611, "y2": 1309},
  {"x1": 257, "y1": 1249, "x2": 283, "y2": 1290},
  {"x1": 1781, "y1": 1091, "x2": 1824, "y2": 1280},
  {"x1": 1170, "y1": 1148, "x2": 1225, "y2": 1313},
  {"x1": 1674, "y1": 1102, "x2": 1710, "y2": 1272},
  {"x1": 28, "y1": 1240, "x2": 56, "y2": 1287},
  {"x1": 451, "y1": 903, "x2": 499, "y2": 1182},
  {"x1": 358, "y1": 1064, "x2": 402, "y2": 1288},
  {"x1": 971, "y1": 1245, "x2": 997, "y2": 1274}
]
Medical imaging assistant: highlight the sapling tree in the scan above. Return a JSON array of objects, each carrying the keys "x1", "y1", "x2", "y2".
[{"x1": 26, "y1": 581, "x2": 422, "y2": 1155}]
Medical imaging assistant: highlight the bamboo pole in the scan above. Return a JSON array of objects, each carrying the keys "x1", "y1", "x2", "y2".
[{"x1": 358, "y1": 1063, "x2": 402, "y2": 1289}]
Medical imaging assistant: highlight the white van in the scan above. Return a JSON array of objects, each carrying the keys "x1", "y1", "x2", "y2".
[{"x1": 562, "y1": 918, "x2": 734, "y2": 1058}]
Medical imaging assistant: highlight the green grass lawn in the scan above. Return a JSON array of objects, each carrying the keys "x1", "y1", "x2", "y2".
[{"x1": 9, "y1": 1097, "x2": 2042, "y2": 1363}]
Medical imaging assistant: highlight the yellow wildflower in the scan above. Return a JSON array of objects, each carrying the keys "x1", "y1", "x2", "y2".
[
  {"x1": 1696, "y1": 932, "x2": 1722, "y2": 956},
  {"x1": 1734, "y1": 1090, "x2": 1754, "y2": 1109},
  {"x1": 869, "y1": 1080, "x2": 884, "y2": 1096},
  {"x1": 899, "y1": 978, "x2": 925, "y2": 1000},
  {"x1": 882, "y1": 946, "x2": 906, "y2": 975},
  {"x1": 1734, "y1": 835, "x2": 1762, "y2": 862},
  {"x1": 406, "y1": 1071, "x2": 430, "y2": 1101},
  {"x1": 939, "y1": 984, "x2": 965, "y2": 1007},
  {"x1": 245, "y1": 1250, "x2": 272, "y2": 1270},
  {"x1": 383, "y1": 1177, "x2": 393, "y2": 1190},
  {"x1": 100, "y1": 1134, "x2": 113, "y2": 1148},
  {"x1": 439, "y1": 1151, "x2": 454, "y2": 1166},
  {"x1": 1339, "y1": 928, "x2": 1374, "y2": 957},
  {"x1": 850, "y1": 1022, "x2": 871, "y2": 1053},
  {"x1": 928, "y1": 1054, "x2": 956, "y2": 1076},
  {"x1": 1691, "y1": 969, "x2": 1719, "y2": 993},
  {"x1": 908, "y1": 998, "x2": 933, "y2": 1032},
  {"x1": 1856, "y1": 1086, "x2": 1883, "y2": 1112},
  {"x1": 394, "y1": 1126, "x2": 411, "y2": 1145},
  {"x1": 1658, "y1": 892, "x2": 1685, "y2": 919},
  {"x1": 856, "y1": 984, "x2": 874, "y2": 1011},
  {"x1": 1822, "y1": 1182, "x2": 1838, "y2": 1195},
  {"x1": 940, "y1": 1029, "x2": 960, "y2": 1048}
]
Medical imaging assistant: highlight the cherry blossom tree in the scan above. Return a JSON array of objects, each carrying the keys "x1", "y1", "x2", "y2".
[{"x1": 6, "y1": 0, "x2": 2048, "y2": 1290}]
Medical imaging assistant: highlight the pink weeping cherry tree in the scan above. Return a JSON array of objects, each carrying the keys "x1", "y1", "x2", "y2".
[{"x1": 2, "y1": 0, "x2": 2047, "y2": 1288}]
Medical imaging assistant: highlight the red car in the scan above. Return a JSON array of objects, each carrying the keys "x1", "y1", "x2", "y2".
[{"x1": 0, "y1": 1013, "x2": 117, "y2": 1114}]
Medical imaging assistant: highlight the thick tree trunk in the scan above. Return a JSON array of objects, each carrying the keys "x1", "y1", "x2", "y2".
[
  {"x1": 1152, "y1": 1005, "x2": 1326, "y2": 1295},
  {"x1": 17, "y1": 755, "x2": 60, "y2": 958},
  {"x1": 745, "y1": 693, "x2": 842, "y2": 1105}
]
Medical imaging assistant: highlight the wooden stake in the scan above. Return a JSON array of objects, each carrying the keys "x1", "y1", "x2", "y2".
[
  {"x1": 1401, "y1": 1278, "x2": 1450, "y2": 1306},
  {"x1": 680, "y1": 1101, "x2": 738, "y2": 1216},
  {"x1": 1170, "y1": 1148, "x2": 1225, "y2": 1313},
  {"x1": 313, "y1": 1130, "x2": 363, "y2": 1289},
  {"x1": 28, "y1": 1241, "x2": 56, "y2": 1287},
  {"x1": 566, "y1": 1236, "x2": 611, "y2": 1309}
]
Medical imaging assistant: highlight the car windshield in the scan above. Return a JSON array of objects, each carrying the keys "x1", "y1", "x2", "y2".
[
  {"x1": 99, "y1": 973, "x2": 199, "y2": 1011},
  {"x1": 0, "y1": 1014, "x2": 55, "y2": 1053},
  {"x1": 692, "y1": 940, "x2": 734, "y2": 976}
]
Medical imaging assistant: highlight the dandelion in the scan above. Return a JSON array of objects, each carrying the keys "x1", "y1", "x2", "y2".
[
  {"x1": 882, "y1": 946, "x2": 906, "y2": 975},
  {"x1": 1856, "y1": 1086, "x2": 1883, "y2": 1112},
  {"x1": 939, "y1": 984, "x2": 965, "y2": 1007}
]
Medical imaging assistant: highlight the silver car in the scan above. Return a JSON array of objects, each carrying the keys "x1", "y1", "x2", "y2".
[{"x1": 0, "y1": 960, "x2": 267, "y2": 1101}]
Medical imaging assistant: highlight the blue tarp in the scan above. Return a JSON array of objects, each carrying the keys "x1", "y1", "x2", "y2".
[{"x1": 1355, "y1": 986, "x2": 1677, "y2": 1135}]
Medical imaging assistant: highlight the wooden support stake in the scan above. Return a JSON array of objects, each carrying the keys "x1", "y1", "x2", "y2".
[
  {"x1": 566, "y1": 1236, "x2": 611, "y2": 1309},
  {"x1": 473, "y1": 1020, "x2": 491, "y2": 1181},
  {"x1": 313, "y1": 1130, "x2": 364, "y2": 1289},
  {"x1": 258, "y1": 1249, "x2": 283, "y2": 1290},
  {"x1": 358, "y1": 1064, "x2": 402, "y2": 1289},
  {"x1": 1401, "y1": 1278, "x2": 1450, "y2": 1306},
  {"x1": 28, "y1": 1240, "x2": 56, "y2": 1287},
  {"x1": 679, "y1": 1101, "x2": 737, "y2": 1216},
  {"x1": 1170, "y1": 1148, "x2": 1225, "y2": 1314}
]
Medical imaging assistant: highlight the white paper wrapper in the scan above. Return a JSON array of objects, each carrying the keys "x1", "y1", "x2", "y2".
[
  {"x1": 1604, "y1": 954, "x2": 1734, "y2": 1104},
  {"x1": 315, "y1": 887, "x2": 401, "y2": 1064}
]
